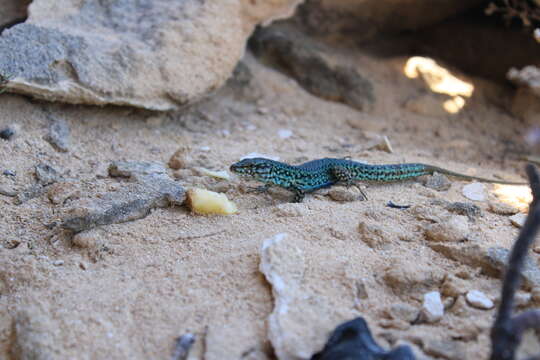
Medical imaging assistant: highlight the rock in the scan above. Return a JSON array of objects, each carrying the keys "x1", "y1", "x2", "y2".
[
  {"x1": 273, "y1": 203, "x2": 308, "y2": 217},
  {"x1": 71, "y1": 228, "x2": 106, "y2": 249},
  {"x1": 441, "y1": 275, "x2": 467, "y2": 298},
  {"x1": 44, "y1": 117, "x2": 70, "y2": 152},
  {"x1": 0, "y1": 123, "x2": 19, "y2": 140},
  {"x1": 312, "y1": 317, "x2": 415, "y2": 360},
  {"x1": 488, "y1": 201, "x2": 519, "y2": 215},
  {"x1": 108, "y1": 161, "x2": 167, "y2": 179},
  {"x1": 171, "y1": 333, "x2": 196, "y2": 360},
  {"x1": 3, "y1": 169, "x2": 16, "y2": 176},
  {"x1": 259, "y1": 233, "x2": 346, "y2": 360},
  {"x1": 328, "y1": 186, "x2": 364, "y2": 202},
  {"x1": 418, "y1": 291, "x2": 444, "y2": 323},
  {"x1": 383, "y1": 260, "x2": 444, "y2": 296},
  {"x1": 168, "y1": 147, "x2": 193, "y2": 170},
  {"x1": 297, "y1": 0, "x2": 486, "y2": 40},
  {"x1": 465, "y1": 290, "x2": 494, "y2": 310},
  {"x1": 358, "y1": 220, "x2": 396, "y2": 249},
  {"x1": 0, "y1": 1, "x2": 29, "y2": 29},
  {"x1": 444, "y1": 202, "x2": 481, "y2": 221},
  {"x1": 34, "y1": 163, "x2": 59, "y2": 185},
  {"x1": 510, "y1": 213, "x2": 528, "y2": 228},
  {"x1": 0, "y1": 185, "x2": 17, "y2": 197},
  {"x1": 61, "y1": 175, "x2": 185, "y2": 233},
  {"x1": 424, "y1": 215, "x2": 469, "y2": 242},
  {"x1": 0, "y1": 0, "x2": 302, "y2": 110},
  {"x1": 383, "y1": 303, "x2": 419, "y2": 324},
  {"x1": 423, "y1": 173, "x2": 451, "y2": 191},
  {"x1": 508, "y1": 65, "x2": 540, "y2": 98},
  {"x1": 462, "y1": 183, "x2": 486, "y2": 201},
  {"x1": 422, "y1": 339, "x2": 466, "y2": 360},
  {"x1": 15, "y1": 184, "x2": 47, "y2": 205},
  {"x1": 47, "y1": 181, "x2": 80, "y2": 204},
  {"x1": 250, "y1": 24, "x2": 375, "y2": 111},
  {"x1": 277, "y1": 129, "x2": 293, "y2": 139}
]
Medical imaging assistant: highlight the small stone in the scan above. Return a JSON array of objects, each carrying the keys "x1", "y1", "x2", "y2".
[
  {"x1": 273, "y1": 203, "x2": 307, "y2": 217},
  {"x1": 44, "y1": 117, "x2": 70, "y2": 152},
  {"x1": 441, "y1": 275, "x2": 467, "y2": 298},
  {"x1": 79, "y1": 261, "x2": 89, "y2": 270},
  {"x1": 47, "y1": 181, "x2": 80, "y2": 204},
  {"x1": 423, "y1": 173, "x2": 451, "y2": 191},
  {"x1": 423, "y1": 339, "x2": 466, "y2": 360},
  {"x1": 328, "y1": 186, "x2": 363, "y2": 202},
  {"x1": 510, "y1": 213, "x2": 527, "y2": 228},
  {"x1": 72, "y1": 228, "x2": 105, "y2": 249},
  {"x1": 168, "y1": 146, "x2": 192, "y2": 170},
  {"x1": 52, "y1": 260, "x2": 64, "y2": 266},
  {"x1": 277, "y1": 129, "x2": 293, "y2": 139},
  {"x1": 34, "y1": 163, "x2": 59, "y2": 185},
  {"x1": 3, "y1": 170, "x2": 16, "y2": 176},
  {"x1": 462, "y1": 183, "x2": 486, "y2": 201},
  {"x1": 445, "y1": 202, "x2": 481, "y2": 221},
  {"x1": 425, "y1": 215, "x2": 469, "y2": 242},
  {"x1": 0, "y1": 185, "x2": 16, "y2": 197},
  {"x1": 109, "y1": 161, "x2": 167, "y2": 178},
  {"x1": 465, "y1": 290, "x2": 494, "y2": 310},
  {"x1": 488, "y1": 201, "x2": 519, "y2": 215},
  {"x1": 418, "y1": 291, "x2": 444, "y2": 323},
  {"x1": 0, "y1": 124, "x2": 18, "y2": 140}
]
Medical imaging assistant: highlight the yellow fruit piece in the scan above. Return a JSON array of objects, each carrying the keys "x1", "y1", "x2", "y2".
[{"x1": 186, "y1": 188, "x2": 238, "y2": 215}]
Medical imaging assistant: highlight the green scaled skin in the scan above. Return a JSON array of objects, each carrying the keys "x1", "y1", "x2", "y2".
[{"x1": 230, "y1": 157, "x2": 526, "y2": 203}]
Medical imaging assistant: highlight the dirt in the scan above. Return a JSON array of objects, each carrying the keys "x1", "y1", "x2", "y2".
[{"x1": 0, "y1": 36, "x2": 537, "y2": 359}]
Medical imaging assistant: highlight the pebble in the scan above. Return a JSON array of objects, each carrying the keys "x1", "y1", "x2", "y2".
[
  {"x1": 35, "y1": 163, "x2": 59, "y2": 185},
  {"x1": 45, "y1": 117, "x2": 70, "y2": 152},
  {"x1": 510, "y1": 213, "x2": 527, "y2": 228},
  {"x1": 71, "y1": 228, "x2": 105, "y2": 249},
  {"x1": 277, "y1": 129, "x2": 293, "y2": 139},
  {"x1": 445, "y1": 202, "x2": 481, "y2": 221},
  {"x1": 328, "y1": 186, "x2": 364, "y2": 202},
  {"x1": 488, "y1": 201, "x2": 519, "y2": 215},
  {"x1": 168, "y1": 146, "x2": 192, "y2": 170},
  {"x1": 424, "y1": 215, "x2": 469, "y2": 242},
  {"x1": 462, "y1": 183, "x2": 486, "y2": 201},
  {"x1": 0, "y1": 125, "x2": 17, "y2": 140},
  {"x1": 423, "y1": 173, "x2": 451, "y2": 191},
  {"x1": 419, "y1": 291, "x2": 444, "y2": 323},
  {"x1": 0, "y1": 185, "x2": 16, "y2": 197},
  {"x1": 465, "y1": 290, "x2": 494, "y2": 310},
  {"x1": 52, "y1": 260, "x2": 64, "y2": 266},
  {"x1": 3, "y1": 170, "x2": 16, "y2": 176}
]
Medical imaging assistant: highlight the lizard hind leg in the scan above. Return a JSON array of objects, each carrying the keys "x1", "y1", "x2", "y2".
[{"x1": 331, "y1": 165, "x2": 368, "y2": 200}]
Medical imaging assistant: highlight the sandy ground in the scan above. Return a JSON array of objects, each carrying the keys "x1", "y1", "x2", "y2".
[{"x1": 0, "y1": 39, "x2": 537, "y2": 359}]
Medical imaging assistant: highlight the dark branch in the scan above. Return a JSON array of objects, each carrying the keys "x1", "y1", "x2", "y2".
[{"x1": 490, "y1": 164, "x2": 540, "y2": 360}]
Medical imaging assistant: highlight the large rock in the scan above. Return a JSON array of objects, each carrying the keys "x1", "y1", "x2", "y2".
[
  {"x1": 297, "y1": 0, "x2": 486, "y2": 39},
  {"x1": 0, "y1": 1, "x2": 30, "y2": 29},
  {"x1": 0, "y1": 0, "x2": 303, "y2": 110}
]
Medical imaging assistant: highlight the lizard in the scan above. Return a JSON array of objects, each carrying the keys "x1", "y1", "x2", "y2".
[{"x1": 230, "y1": 157, "x2": 527, "y2": 203}]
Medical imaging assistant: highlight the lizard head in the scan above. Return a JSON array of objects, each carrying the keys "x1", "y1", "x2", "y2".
[{"x1": 230, "y1": 157, "x2": 275, "y2": 180}]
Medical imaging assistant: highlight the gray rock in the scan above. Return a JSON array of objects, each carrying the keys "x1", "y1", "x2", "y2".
[
  {"x1": 423, "y1": 173, "x2": 451, "y2": 191},
  {"x1": 108, "y1": 161, "x2": 167, "y2": 179},
  {"x1": 418, "y1": 291, "x2": 444, "y2": 323},
  {"x1": 445, "y1": 202, "x2": 481, "y2": 221},
  {"x1": 250, "y1": 24, "x2": 375, "y2": 111},
  {"x1": 34, "y1": 163, "x2": 59, "y2": 185},
  {"x1": 0, "y1": 1, "x2": 29, "y2": 29},
  {"x1": 44, "y1": 117, "x2": 70, "y2": 152},
  {"x1": 61, "y1": 175, "x2": 185, "y2": 233},
  {"x1": 0, "y1": 0, "x2": 302, "y2": 110},
  {"x1": 485, "y1": 247, "x2": 540, "y2": 289}
]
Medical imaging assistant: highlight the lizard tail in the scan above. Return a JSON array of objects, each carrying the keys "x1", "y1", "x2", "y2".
[{"x1": 423, "y1": 165, "x2": 527, "y2": 185}]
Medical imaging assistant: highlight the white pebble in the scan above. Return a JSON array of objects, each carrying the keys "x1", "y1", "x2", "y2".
[
  {"x1": 462, "y1": 183, "x2": 486, "y2": 201},
  {"x1": 53, "y1": 260, "x2": 64, "y2": 266},
  {"x1": 277, "y1": 129, "x2": 293, "y2": 139},
  {"x1": 510, "y1": 213, "x2": 527, "y2": 228},
  {"x1": 466, "y1": 290, "x2": 494, "y2": 310},
  {"x1": 419, "y1": 291, "x2": 444, "y2": 323}
]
